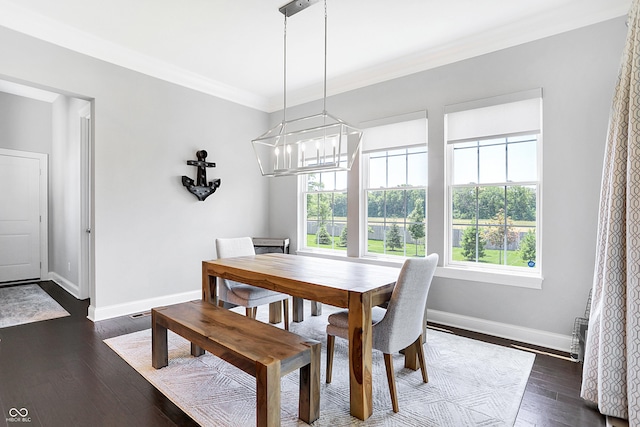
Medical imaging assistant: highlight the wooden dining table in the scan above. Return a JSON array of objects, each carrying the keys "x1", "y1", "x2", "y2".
[{"x1": 201, "y1": 252, "x2": 401, "y2": 420}]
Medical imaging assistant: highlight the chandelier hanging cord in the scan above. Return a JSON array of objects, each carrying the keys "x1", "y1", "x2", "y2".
[
  {"x1": 323, "y1": 0, "x2": 327, "y2": 114},
  {"x1": 283, "y1": 14, "x2": 287, "y2": 125},
  {"x1": 282, "y1": 0, "x2": 328, "y2": 118}
]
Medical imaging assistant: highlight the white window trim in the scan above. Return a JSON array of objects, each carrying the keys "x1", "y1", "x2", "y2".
[{"x1": 436, "y1": 265, "x2": 543, "y2": 289}]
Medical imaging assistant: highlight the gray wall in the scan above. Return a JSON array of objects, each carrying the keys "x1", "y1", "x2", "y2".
[
  {"x1": 0, "y1": 26, "x2": 270, "y2": 318},
  {"x1": 269, "y1": 17, "x2": 627, "y2": 337}
]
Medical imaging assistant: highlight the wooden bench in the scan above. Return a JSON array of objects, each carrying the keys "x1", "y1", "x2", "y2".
[{"x1": 151, "y1": 300, "x2": 320, "y2": 427}]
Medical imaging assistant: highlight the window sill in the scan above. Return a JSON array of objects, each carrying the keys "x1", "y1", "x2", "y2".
[
  {"x1": 295, "y1": 250, "x2": 405, "y2": 267},
  {"x1": 295, "y1": 251, "x2": 542, "y2": 289},
  {"x1": 295, "y1": 249, "x2": 348, "y2": 261},
  {"x1": 435, "y1": 266, "x2": 543, "y2": 289}
]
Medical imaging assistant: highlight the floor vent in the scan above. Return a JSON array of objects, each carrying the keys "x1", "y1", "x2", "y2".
[{"x1": 130, "y1": 311, "x2": 151, "y2": 319}]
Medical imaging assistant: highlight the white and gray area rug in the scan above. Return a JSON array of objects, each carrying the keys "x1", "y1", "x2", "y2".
[
  {"x1": 0, "y1": 284, "x2": 70, "y2": 328},
  {"x1": 105, "y1": 303, "x2": 535, "y2": 426}
]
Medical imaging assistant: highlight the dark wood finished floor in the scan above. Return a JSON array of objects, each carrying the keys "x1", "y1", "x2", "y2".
[{"x1": 0, "y1": 281, "x2": 604, "y2": 427}]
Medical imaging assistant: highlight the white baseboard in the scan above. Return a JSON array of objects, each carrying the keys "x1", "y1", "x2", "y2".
[
  {"x1": 48, "y1": 272, "x2": 81, "y2": 299},
  {"x1": 88, "y1": 290, "x2": 202, "y2": 322},
  {"x1": 85, "y1": 291, "x2": 572, "y2": 352},
  {"x1": 427, "y1": 309, "x2": 573, "y2": 353}
]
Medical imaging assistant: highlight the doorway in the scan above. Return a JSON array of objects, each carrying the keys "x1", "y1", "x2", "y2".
[{"x1": 0, "y1": 81, "x2": 94, "y2": 309}]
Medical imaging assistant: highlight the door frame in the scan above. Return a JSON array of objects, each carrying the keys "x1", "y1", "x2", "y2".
[
  {"x1": 79, "y1": 103, "x2": 93, "y2": 300},
  {"x1": 0, "y1": 148, "x2": 48, "y2": 282}
]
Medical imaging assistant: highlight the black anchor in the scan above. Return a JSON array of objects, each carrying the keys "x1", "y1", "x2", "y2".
[{"x1": 181, "y1": 150, "x2": 221, "y2": 201}]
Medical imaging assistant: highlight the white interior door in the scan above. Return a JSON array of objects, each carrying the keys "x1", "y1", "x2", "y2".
[{"x1": 0, "y1": 151, "x2": 44, "y2": 283}]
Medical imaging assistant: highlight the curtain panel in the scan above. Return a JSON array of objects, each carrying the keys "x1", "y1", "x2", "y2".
[{"x1": 580, "y1": 0, "x2": 640, "y2": 424}]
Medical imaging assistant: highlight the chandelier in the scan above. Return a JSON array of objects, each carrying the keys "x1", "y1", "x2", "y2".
[{"x1": 252, "y1": 0, "x2": 362, "y2": 177}]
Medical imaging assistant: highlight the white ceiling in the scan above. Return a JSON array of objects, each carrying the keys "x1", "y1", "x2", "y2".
[{"x1": 0, "y1": 0, "x2": 631, "y2": 111}]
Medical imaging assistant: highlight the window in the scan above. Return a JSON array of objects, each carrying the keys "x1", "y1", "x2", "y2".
[
  {"x1": 302, "y1": 169, "x2": 348, "y2": 252},
  {"x1": 445, "y1": 89, "x2": 541, "y2": 274},
  {"x1": 299, "y1": 112, "x2": 427, "y2": 258},
  {"x1": 364, "y1": 147, "x2": 427, "y2": 257},
  {"x1": 361, "y1": 115, "x2": 428, "y2": 258}
]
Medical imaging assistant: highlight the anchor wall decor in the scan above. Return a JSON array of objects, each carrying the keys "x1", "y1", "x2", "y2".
[{"x1": 181, "y1": 150, "x2": 221, "y2": 201}]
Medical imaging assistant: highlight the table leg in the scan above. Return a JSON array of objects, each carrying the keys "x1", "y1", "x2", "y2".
[
  {"x1": 348, "y1": 292, "x2": 373, "y2": 420},
  {"x1": 404, "y1": 308, "x2": 428, "y2": 369},
  {"x1": 201, "y1": 268, "x2": 218, "y2": 305},
  {"x1": 191, "y1": 343, "x2": 205, "y2": 357},
  {"x1": 268, "y1": 301, "x2": 282, "y2": 324},
  {"x1": 310, "y1": 301, "x2": 322, "y2": 316},
  {"x1": 293, "y1": 297, "x2": 304, "y2": 323},
  {"x1": 403, "y1": 344, "x2": 418, "y2": 370}
]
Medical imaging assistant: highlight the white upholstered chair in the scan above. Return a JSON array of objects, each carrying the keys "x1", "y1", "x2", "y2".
[
  {"x1": 325, "y1": 253, "x2": 438, "y2": 412},
  {"x1": 215, "y1": 237, "x2": 290, "y2": 330}
]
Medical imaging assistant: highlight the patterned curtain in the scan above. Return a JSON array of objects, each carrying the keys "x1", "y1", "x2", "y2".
[{"x1": 580, "y1": 1, "x2": 640, "y2": 424}]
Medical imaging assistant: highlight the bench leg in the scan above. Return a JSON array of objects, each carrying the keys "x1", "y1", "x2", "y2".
[
  {"x1": 256, "y1": 361, "x2": 281, "y2": 427},
  {"x1": 152, "y1": 313, "x2": 168, "y2": 369},
  {"x1": 283, "y1": 299, "x2": 289, "y2": 331},
  {"x1": 299, "y1": 342, "x2": 321, "y2": 424}
]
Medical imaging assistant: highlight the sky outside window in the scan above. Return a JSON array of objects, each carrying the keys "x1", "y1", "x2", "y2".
[{"x1": 453, "y1": 137, "x2": 537, "y2": 185}]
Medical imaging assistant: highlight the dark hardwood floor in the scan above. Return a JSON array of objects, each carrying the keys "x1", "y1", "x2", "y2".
[{"x1": 0, "y1": 281, "x2": 604, "y2": 427}]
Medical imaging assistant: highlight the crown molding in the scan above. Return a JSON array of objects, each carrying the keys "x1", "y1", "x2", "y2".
[
  {"x1": 0, "y1": 1, "x2": 629, "y2": 114},
  {"x1": 0, "y1": 1, "x2": 270, "y2": 111},
  {"x1": 268, "y1": 3, "x2": 629, "y2": 112}
]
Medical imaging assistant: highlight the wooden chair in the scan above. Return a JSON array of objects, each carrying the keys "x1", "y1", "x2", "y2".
[
  {"x1": 215, "y1": 237, "x2": 290, "y2": 330},
  {"x1": 325, "y1": 254, "x2": 438, "y2": 412}
]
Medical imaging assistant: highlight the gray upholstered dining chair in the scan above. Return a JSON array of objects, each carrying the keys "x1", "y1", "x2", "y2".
[
  {"x1": 325, "y1": 253, "x2": 438, "y2": 412},
  {"x1": 215, "y1": 237, "x2": 290, "y2": 330}
]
